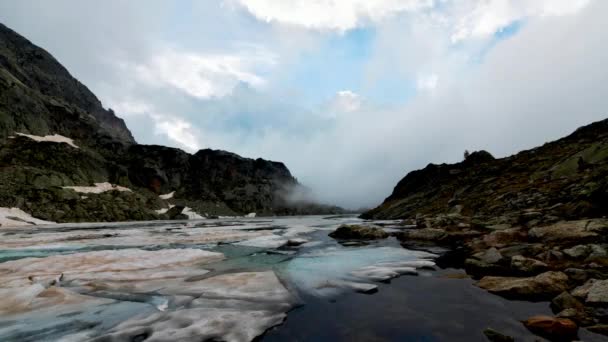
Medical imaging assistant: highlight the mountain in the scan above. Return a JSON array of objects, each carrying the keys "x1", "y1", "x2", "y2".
[
  {"x1": 363, "y1": 118, "x2": 608, "y2": 220},
  {"x1": 0, "y1": 23, "x2": 341, "y2": 223}
]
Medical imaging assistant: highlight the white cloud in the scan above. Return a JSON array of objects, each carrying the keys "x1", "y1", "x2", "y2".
[
  {"x1": 130, "y1": 47, "x2": 277, "y2": 99},
  {"x1": 234, "y1": 0, "x2": 591, "y2": 42},
  {"x1": 232, "y1": 0, "x2": 433, "y2": 31},
  {"x1": 153, "y1": 115, "x2": 201, "y2": 152},
  {"x1": 327, "y1": 90, "x2": 362, "y2": 113},
  {"x1": 450, "y1": 0, "x2": 591, "y2": 42},
  {"x1": 416, "y1": 74, "x2": 438, "y2": 90}
]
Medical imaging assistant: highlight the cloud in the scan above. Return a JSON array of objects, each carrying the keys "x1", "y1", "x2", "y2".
[
  {"x1": 152, "y1": 115, "x2": 201, "y2": 152},
  {"x1": 232, "y1": 0, "x2": 433, "y2": 31},
  {"x1": 233, "y1": 0, "x2": 590, "y2": 43},
  {"x1": 128, "y1": 47, "x2": 277, "y2": 99}
]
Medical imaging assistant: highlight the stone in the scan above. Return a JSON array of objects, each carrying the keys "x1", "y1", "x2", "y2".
[
  {"x1": 572, "y1": 279, "x2": 608, "y2": 304},
  {"x1": 564, "y1": 268, "x2": 589, "y2": 284},
  {"x1": 563, "y1": 245, "x2": 591, "y2": 259},
  {"x1": 529, "y1": 220, "x2": 599, "y2": 243},
  {"x1": 329, "y1": 225, "x2": 389, "y2": 240},
  {"x1": 551, "y1": 292, "x2": 585, "y2": 313},
  {"x1": 165, "y1": 205, "x2": 186, "y2": 220},
  {"x1": 522, "y1": 315, "x2": 578, "y2": 341},
  {"x1": 396, "y1": 228, "x2": 447, "y2": 242},
  {"x1": 476, "y1": 271, "x2": 569, "y2": 300},
  {"x1": 483, "y1": 328, "x2": 514, "y2": 342},
  {"x1": 510, "y1": 255, "x2": 548, "y2": 275}
]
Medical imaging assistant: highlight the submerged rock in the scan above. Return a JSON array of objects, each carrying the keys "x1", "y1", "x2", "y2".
[
  {"x1": 476, "y1": 271, "x2": 569, "y2": 300},
  {"x1": 329, "y1": 224, "x2": 389, "y2": 240},
  {"x1": 522, "y1": 315, "x2": 578, "y2": 341},
  {"x1": 483, "y1": 328, "x2": 514, "y2": 342}
]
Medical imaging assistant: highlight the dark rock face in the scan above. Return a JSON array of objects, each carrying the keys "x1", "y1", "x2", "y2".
[
  {"x1": 363, "y1": 119, "x2": 608, "y2": 220},
  {"x1": 0, "y1": 23, "x2": 134, "y2": 144},
  {"x1": 0, "y1": 23, "x2": 341, "y2": 222}
]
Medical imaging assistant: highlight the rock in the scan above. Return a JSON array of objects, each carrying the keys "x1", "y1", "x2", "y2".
[
  {"x1": 587, "y1": 324, "x2": 608, "y2": 336},
  {"x1": 396, "y1": 228, "x2": 447, "y2": 242},
  {"x1": 522, "y1": 315, "x2": 578, "y2": 341},
  {"x1": 510, "y1": 255, "x2": 548, "y2": 275},
  {"x1": 329, "y1": 225, "x2": 389, "y2": 240},
  {"x1": 564, "y1": 268, "x2": 589, "y2": 284},
  {"x1": 572, "y1": 279, "x2": 608, "y2": 304},
  {"x1": 482, "y1": 228, "x2": 527, "y2": 247},
  {"x1": 563, "y1": 245, "x2": 591, "y2": 259},
  {"x1": 483, "y1": 328, "x2": 514, "y2": 342},
  {"x1": 476, "y1": 271, "x2": 569, "y2": 300},
  {"x1": 475, "y1": 247, "x2": 504, "y2": 264},
  {"x1": 529, "y1": 220, "x2": 600, "y2": 243},
  {"x1": 551, "y1": 292, "x2": 585, "y2": 313},
  {"x1": 165, "y1": 205, "x2": 187, "y2": 220}
]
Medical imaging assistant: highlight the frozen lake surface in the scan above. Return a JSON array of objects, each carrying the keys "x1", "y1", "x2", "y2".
[{"x1": 0, "y1": 216, "x2": 604, "y2": 341}]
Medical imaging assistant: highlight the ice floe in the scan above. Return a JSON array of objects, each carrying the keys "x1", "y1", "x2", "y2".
[
  {"x1": 63, "y1": 182, "x2": 132, "y2": 194},
  {"x1": 0, "y1": 207, "x2": 56, "y2": 227},
  {"x1": 14, "y1": 132, "x2": 79, "y2": 148}
]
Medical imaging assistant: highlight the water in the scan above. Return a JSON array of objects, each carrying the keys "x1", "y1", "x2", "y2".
[{"x1": 0, "y1": 216, "x2": 605, "y2": 341}]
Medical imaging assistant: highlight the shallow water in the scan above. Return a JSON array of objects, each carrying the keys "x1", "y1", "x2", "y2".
[{"x1": 0, "y1": 216, "x2": 605, "y2": 341}]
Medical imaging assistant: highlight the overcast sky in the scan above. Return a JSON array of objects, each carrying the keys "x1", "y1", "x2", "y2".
[{"x1": 1, "y1": 0, "x2": 606, "y2": 208}]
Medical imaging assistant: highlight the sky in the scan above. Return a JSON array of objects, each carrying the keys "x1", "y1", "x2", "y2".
[{"x1": 1, "y1": 0, "x2": 607, "y2": 209}]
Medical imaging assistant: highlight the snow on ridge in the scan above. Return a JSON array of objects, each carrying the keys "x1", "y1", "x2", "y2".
[
  {"x1": 63, "y1": 182, "x2": 132, "y2": 194},
  {"x1": 15, "y1": 132, "x2": 79, "y2": 148},
  {"x1": 159, "y1": 191, "x2": 175, "y2": 200},
  {"x1": 0, "y1": 207, "x2": 56, "y2": 227}
]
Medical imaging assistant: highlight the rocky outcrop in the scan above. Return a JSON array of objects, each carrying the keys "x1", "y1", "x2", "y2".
[
  {"x1": 363, "y1": 118, "x2": 608, "y2": 220},
  {"x1": 476, "y1": 271, "x2": 570, "y2": 300},
  {"x1": 0, "y1": 23, "x2": 342, "y2": 223},
  {"x1": 329, "y1": 224, "x2": 389, "y2": 240}
]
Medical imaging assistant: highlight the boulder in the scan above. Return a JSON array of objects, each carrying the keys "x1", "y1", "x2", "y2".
[
  {"x1": 529, "y1": 220, "x2": 603, "y2": 243},
  {"x1": 396, "y1": 228, "x2": 447, "y2": 242},
  {"x1": 510, "y1": 255, "x2": 548, "y2": 276},
  {"x1": 563, "y1": 245, "x2": 591, "y2": 259},
  {"x1": 164, "y1": 205, "x2": 188, "y2": 220},
  {"x1": 328, "y1": 225, "x2": 389, "y2": 240},
  {"x1": 465, "y1": 248, "x2": 508, "y2": 277},
  {"x1": 551, "y1": 292, "x2": 585, "y2": 313},
  {"x1": 572, "y1": 279, "x2": 608, "y2": 304},
  {"x1": 477, "y1": 271, "x2": 569, "y2": 300},
  {"x1": 522, "y1": 316, "x2": 578, "y2": 341}
]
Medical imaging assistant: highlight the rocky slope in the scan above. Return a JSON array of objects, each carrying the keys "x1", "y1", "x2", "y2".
[
  {"x1": 0, "y1": 23, "x2": 340, "y2": 223},
  {"x1": 363, "y1": 118, "x2": 608, "y2": 220}
]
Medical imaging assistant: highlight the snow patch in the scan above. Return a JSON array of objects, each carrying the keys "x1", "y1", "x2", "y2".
[
  {"x1": 183, "y1": 207, "x2": 204, "y2": 219},
  {"x1": 15, "y1": 132, "x2": 79, "y2": 148},
  {"x1": 0, "y1": 207, "x2": 56, "y2": 227},
  {"x1": 159, "y1": 191, "x2": 175, "y2": 200},
  {"x1": 245, "y1": 212, "x2": 256, "y2": 218},
  {"x1": 63, "y1": 182, "x2": 132, "y2": 194}
]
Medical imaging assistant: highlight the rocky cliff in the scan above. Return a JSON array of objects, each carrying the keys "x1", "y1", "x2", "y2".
[
  {"x1": 0, "y1": 23, "x2": 340, "y2": 223},
  {"x1": 363, "y1": 118, "x2": 608, "y2": 220}
]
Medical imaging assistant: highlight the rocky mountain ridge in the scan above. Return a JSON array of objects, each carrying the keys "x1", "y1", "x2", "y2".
[
  {"x1": 0, "y1": 23, "x2": 341, "y2": 223},
  {"x1": 363, "y1": 118, "x2": 608, "y2": 220}
]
